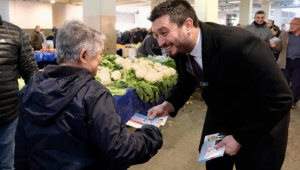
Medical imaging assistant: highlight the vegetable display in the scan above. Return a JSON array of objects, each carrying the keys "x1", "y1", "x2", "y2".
[{"x1": 97, "y1": 55, "x2": 177, "y2": 103}]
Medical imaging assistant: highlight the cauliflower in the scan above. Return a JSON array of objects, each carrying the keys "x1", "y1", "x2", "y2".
[
  {"x1": 144, "y1": 72, "x2": 163, "y2": 82},
  {"x1": 133, "y1": 58, "x2": 139, "y2": 63},
  {"x1": 161, "y1": 69, "x2": 172, "y2": 77},
  {"x1": 148, "y1": 68, "x2": 158, "y2": 74},
  {"x1": 136, "y1": 69, "x2": 147, "y2": 78},
  {"x1": 154, "y1": 62, "x2": 162, "y2": 69},
  {"x1": 168, "y1": 68, "x2": 177, "y2": 75},
  {"x1": 122, "y1": 62, "x2": 133, "y2": 70},
  {"x1": 97, "y1": 74, "x2": 112, "y2": 85},
  {"x1": 111, "y1": 70, "x2": 121, "y2": 80},
  {"x1": 139, "y1": 60, "x2": 153, "y2": 66},
  {"x1": 115, "y1": 57, "x2": 125, "y2": 65},
  {"x1": 123, "y1": 58, "x2": 132, "y2": 65}
]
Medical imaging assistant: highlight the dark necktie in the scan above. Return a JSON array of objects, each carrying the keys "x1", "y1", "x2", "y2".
[{"x1": 188, "y1": 54, "x2": 202, "y2": 82}]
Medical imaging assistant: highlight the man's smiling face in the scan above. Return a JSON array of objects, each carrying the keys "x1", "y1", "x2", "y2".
[{"x1": 152, "y1": 15, "x2": 193, "y2": 58}]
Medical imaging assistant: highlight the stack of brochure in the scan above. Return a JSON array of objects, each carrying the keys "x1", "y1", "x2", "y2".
[
  {"x1": 126, "y1": 113, "x2": 168, "y2": 128},
  {"x1": 198, "y1": 133, "x2": 226, "y2": 162}
]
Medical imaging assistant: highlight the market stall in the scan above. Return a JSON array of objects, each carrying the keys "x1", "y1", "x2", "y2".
[
  {"x1": 97, "y1": 55, "x2": 177, "y2": 124},
  {"x1": 34, "y1": 52, "x2": 57, "y2": 69},
  {"x1": 114, "y1": 88, "x2": 166, "y2": 124},
  {"x1": 27, "y1": 54, "x2": 177, "y2": 124}
]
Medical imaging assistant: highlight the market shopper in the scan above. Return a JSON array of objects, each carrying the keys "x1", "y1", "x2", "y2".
[
  {"x1": 270, "y1": 18, "x2": 300, "y2": 109},
  {"x1": 15, "y1": 20, "x2": 163, "y2": 170},
  {"x1": 30, "y1": 25, "x2": 43, "y2": 50},
  {"x1": 137, "y1": 28, "x2": 162, "y2": 57},
  {"x1": 244, "y1": 10, "x2": 273, "y2": 44},
  {"x1": 147, "y1": 1, "x2": 293, "y2": 170},
  {"x1": 0, "y1": 15, "x2": 38, "y2": 169}
]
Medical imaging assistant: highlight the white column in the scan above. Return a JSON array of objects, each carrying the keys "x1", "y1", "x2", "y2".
[
  {"x1": 82, "y1": 0, "x2": 116, "y2": 54},
  {"x1": 0, "y1": 0, "x2": 10, "y2": 21},
  {"x1": 205, "y1": 0, "x2": 218, "y2": 23},
  {"x1": 194, "y1": 0, "x2": 206, "y2": 21},
  {"x1": 261, "y1": 1, "x2": 271, "y2": 19},
  {"x1": 52, "y1": 3, "x2": 67, "y2": 28},
  {"x1": 239, "y1": 0, "x2": 253, "y2": 26},
  {"x1": 273, "y1": 6, "x2": 282, "y2": 29},
  {"x1": 194, "y1": 0, "x2": 218, "y2": 23}
]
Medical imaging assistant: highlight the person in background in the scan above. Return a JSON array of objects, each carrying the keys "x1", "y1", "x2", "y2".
[
  {"x1": 137, "y1": 28, "x2": 162, "y2": 57},
  {"x1": 116, "y1": 30, "x2": 122, "y2": 44},
  {"x1": 15, "y1": 20, "x2": 163, "y2": 170},
  {"x1": 147, "y1": 1, "x2": 292, "y2": 170},
  {"x1": 244, "y1": 10, "x2": 273, "y2": 44},
  {"x1": 30, "y1": 25, "x2": 43, "y2": 50},
  {"x1": 52, "y1": 27, "x2": 58, "y2": 48},
  {"x1": 46, "y1": 33, "x2": 54, "y2": 41},
  {"x1": 267, "y1": 19, "x2": 279, "y2": 30},
  {"x1": 270, "y1": 18, "x2": 300, "y2": 109},
  {"x1": 141, "y1": 28, "x2": 148, "y2": 41},
  {"x1": 40, "y1": 29, "x2": 46, "y2": 42},
  {"x1": 268, "y1": 20, "x2": 282, "y2": 35},
  {"x1": 121, "y1": 29, "x2": 131, "y2": 44},
  {"x1": 0, "y1": 14, "x2": 38, "y2": 170},
  {"x1": 267, "y1": 19, "x2": 274, "y2": 29},
  {"x1": 271, "y1": 26, "x2": 281, "y2": 38},
  {"x1": 40, "y1": 29, "x2": 48, "y2": 49},
  {"x1": 271, "y1": 26, "x2": 281, "y2": 60},
  {"x1": 132, "y1": 28, "x2": 142, "y2": 44}
]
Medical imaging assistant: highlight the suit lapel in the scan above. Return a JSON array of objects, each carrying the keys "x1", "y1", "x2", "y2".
[{"x1": 199, "y1": 21, "x2": 219, "y2": 85}]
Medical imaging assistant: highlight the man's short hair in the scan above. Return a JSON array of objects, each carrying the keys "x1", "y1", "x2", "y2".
[
  {"x1": 255, "y1": 10, "x2": 266, "y2": 16},
  {"x1": 272, "y1": 26, "x2": 280, "y2": 32},
  {"x1": 148, "y1": 0, "x2": 200, "y2": 28},
  {"x1": 268, "y1": 19, "x2": 274, "y2": 25}
]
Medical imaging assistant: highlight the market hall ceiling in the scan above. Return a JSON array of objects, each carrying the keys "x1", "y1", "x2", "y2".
[{"x1": 12, "y1": 0, "x2": 300, "y2": 13}]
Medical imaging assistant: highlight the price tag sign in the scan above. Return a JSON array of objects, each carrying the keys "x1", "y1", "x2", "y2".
[{"x1": 129, "y1": 48, "x2": 136, "y2": 60}]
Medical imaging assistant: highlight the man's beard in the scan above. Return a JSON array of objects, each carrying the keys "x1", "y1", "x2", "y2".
[{"x1": 169, "y1": 31, "x2": 192, "y2": 58}]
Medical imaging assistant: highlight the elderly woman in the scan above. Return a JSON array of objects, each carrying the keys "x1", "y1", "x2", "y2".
[{"x1": 15, "y1": 20, "x2": 163, "y2": 170}]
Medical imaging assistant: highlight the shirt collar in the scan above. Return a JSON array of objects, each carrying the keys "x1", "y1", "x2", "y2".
[{"x1": 190, "y1": 30, "x2": 202, "y2": 58}]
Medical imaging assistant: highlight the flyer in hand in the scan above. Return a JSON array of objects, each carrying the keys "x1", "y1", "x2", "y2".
[
  {"x1": 198, "y1": 133, "x2": 226, "y2": 162},
  {"x1": 269, "y1": 37, "x2": 281, "y2": 43},
  {"x1": 126, "y1": 113, "x2": 168, "y2": 128}
]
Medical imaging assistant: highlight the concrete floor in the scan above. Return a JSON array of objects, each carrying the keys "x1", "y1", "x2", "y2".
[{"x1": 128, "y1": 90, "x2": 300, "y2": 170}]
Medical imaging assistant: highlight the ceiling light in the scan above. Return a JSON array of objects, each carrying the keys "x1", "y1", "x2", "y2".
[
  {"x1": 50, "y1": 0, "x2": 55, "y2": 3},
  {"x1": 294, "y1": 1, "x2": 300, "y2": 5},
  {"x1": 228, "y1": 0, "x2": 240, "y2": 3}
]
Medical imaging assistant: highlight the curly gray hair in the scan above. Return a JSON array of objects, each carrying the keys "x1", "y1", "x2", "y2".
[{"x1": 56, "y1": 20, "x2": 106, "y2": 64}]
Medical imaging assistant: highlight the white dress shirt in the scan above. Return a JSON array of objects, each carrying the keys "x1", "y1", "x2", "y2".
[{"x1": 189, "y1": 30, "x2": 202, "y2": 70}]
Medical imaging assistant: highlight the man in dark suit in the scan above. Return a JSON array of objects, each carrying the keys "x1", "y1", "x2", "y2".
[{"x1": 147, "y1": 1, "x2": 293, "y2": 170}]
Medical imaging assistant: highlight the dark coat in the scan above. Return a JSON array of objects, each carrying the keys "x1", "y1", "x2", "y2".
[
  {"x1": 121, "y1": 31, "x2": 131, "y2": 44},
  {"x1": 166, "y1": 21, "x2": 292, "y2": 148},
  {"x1": 30, "y1": 31, "x2": 43, "y2": 50},
  {"x1": 137, "y1": 34, "x2": 162, "y2": 56},
  {"x1": 15, "y1": 65, "x2": 163, "y2": 170},
  {"x1": 0, "y1": 20, "x2": 38, "y2": 126}
]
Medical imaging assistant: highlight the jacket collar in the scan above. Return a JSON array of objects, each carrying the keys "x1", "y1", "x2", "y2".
[{"x1": 42, "y1": 65, "x2": 92, "y2": 79}]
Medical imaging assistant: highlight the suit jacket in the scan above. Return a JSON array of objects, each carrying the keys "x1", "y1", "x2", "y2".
[
  {"x1": 272, "y1": 31, "x2": 290, "y2": 69},
  {"x1": 165, "y1": 21, "x2": 293, "y2": 147}
]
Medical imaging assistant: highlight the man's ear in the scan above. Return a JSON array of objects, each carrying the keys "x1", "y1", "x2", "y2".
[
  {"x1": 185, "y1": 18, "x2": 194, "y2": 33},
  {"x1": 79, "y1": 49, "x2": 87, "y2": 64}
]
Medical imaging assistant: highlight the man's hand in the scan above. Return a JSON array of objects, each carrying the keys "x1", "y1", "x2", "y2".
[
  {"x1": 148, "y1": 101, "x2": 174, "y2": 119},
  {"x1": 215, "y1": 135, "x2": 242, "y2": 156},
  {"x1": 270, "y1": 42, "x2": 277, "y2": 48}
]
